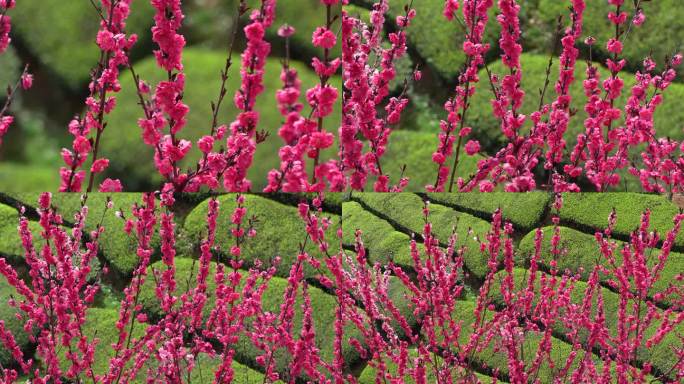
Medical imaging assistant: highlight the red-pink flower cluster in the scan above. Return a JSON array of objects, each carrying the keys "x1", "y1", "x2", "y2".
[
  {"x1": 428, "y1": 0, "x2": 494, "y2": 192},
  {"x1": 341, "y1": 0, "x2": 413, "y2": 191},
  {"x1": 0, "y1": 0, "x2": 14, "y2": 54},
  {"x1": 59, "y1": 0, "x2": 136, "y2": 193}
]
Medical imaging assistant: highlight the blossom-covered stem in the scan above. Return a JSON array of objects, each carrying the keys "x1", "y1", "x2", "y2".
[
  {"x1": 0, "y1": 0, "x2": 15, "y2": 54},
  {"x1": 61, "y1": 0, "x2": 135, "y2": 193},
  {"x1": 429, "y1": 0, "x2": 494, "y2": 192},
  {"x1": 0, "y1": 64, "x2": 29, "y2": 147},
  {"x1": 311, "y1": 3, "x2": 334, "y2": 184}
]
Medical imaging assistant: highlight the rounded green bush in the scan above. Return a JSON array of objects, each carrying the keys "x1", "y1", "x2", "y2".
[
  {"x1": 518, "y1": 225, "x2": 683, "y2": 308},
  {"x1": 531, "y1": 0, "x2": 684, "y2": 81},
  {"x1": 558, "y1": 193, "x2": 684, "y2": 249},
  {"x1": 99, "y1": 48, "x2": 340, "y2": 191},
  {"x1": 12, "y1": 0, "x2": 155, "y2": 89},
  {"x1": 0, "y1": 278, "x2": 32, "y2": 368},
  {"x1": 138, "y1": 257, "x2": 366, "y2": 377},
  {"x1": 358, "y1": 348, "x2": 503, "y2": 384},
  {"x1": 8, "y1": 193, "x2": 157, "y2": 276},
  {"x1": 489, "y1": 268, "x2": 680, "y2": 381},
  {"x1": 183, "y1": 194, "x2": 340, "y2": 279},
  {"x1": 342, "y1": 201, "x2": 413, "y2": 266},
  {"x1": 0, "y1": 202, "x2": 45, "y2": 264},
  {"x1": 350, "y1": 193, "x2": 492, "y2": 279}
]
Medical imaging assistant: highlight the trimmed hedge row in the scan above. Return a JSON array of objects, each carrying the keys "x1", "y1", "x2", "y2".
[
  {"x1": 358, "y1": 348, "x2": 504, "y2": 384},
  {"x1": 8, "y1": 193, "x2": 157, "y2": 275},
  {"x1": 558, "y1": 193, "x2": 684, "y2": 249},
  {"x1": 466, "y1": 54, "x2": 684, "y2": 152},
  {"x1": 55, "y1": 306, "x2": 268, "y2": 383},
  {"x1": 12, "y1": 0, "x2": 155, "y2": 89},
  {"x1": 426, "y1": 192, "x2": 551, "y2": 231},
  {"x1": 139, "y1": 257, "x2": 416, "y2": 378},
  {"x1": 342, "y1": 201, "x2": 413, "y2": 266},
  {"x1": 350, "y1": 193, "x2": 492, "y2": 278},
  {"x1": 518, "y1": 226, "x2": 683, "y2": 308},
  {"x1": 489, "y1": 268, "x2": 681, "y2": 381},
  {"x1": 0, "y1": 278, "x2": 32, "y2": 368},
  {"x1": 183, "y1": 194, "x2": 340, "y2": 279},
  {"x1": 100, "y1": 48, "x2": 340, "y2": 191},
  {"x1": 447, "y1": 300, "x2": 603, "y2": 383}
]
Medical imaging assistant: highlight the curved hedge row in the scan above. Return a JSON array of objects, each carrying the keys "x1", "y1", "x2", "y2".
[
  {"x1": 183, "y1": 194, "x2": 340, "y2": 279},
  {"x1": 139, "y1": 257, "x2": 416, "y2": 378},
  {"x1": 558, "y1": 193, "x2": 684, "y2": 249},
  {"x1": 100, "y1": 48, "x2": 340, "y2": 191},
  {"x1": 518, "y1": 225, "x2": 683, "y2": 308},
  {"x1": 426, "y1": 192, "x2": 550, "y2": 231},
  {"x1": 351, "y1": 193, "x2": 492, "y2": 278},
  {"x1": 8, "y1": 193, "x2": 157, "y2": 275},
  {"x1": 0, "y1": 278, "x2": 31, "y2": 368},
  {"x1": 489, "y1": 268, "x2": 680, "y2": 381},
  {"x1": 342, "y1": 201, "x2": 413, "y2": 266}
]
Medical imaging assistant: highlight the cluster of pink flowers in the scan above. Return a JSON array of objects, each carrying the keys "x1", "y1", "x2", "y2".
[
  {"x1": 0, "y1": 0, "x2": 14, "y2": 54},
  {"x1": 59, "y1": 0, "x2": 137, "y2": 193},
  {"x1": 345, "y1": 0, "x2": 684, "y2": 193},
  {"x1": 428, "y1": 0, "x2": 495, "y2": 192},
  {"x1": 341, "y1": 0, "x2": 413, "y2": 191},
  {"x1": 341, "y1": 201, "x2": 684, "y2": 383},
  {"x1": 0, "y1": 191, "x2": 681, "y2": 383},
  {"x1": 133, "y1": 0, "x2": 280, "y2": 195}
]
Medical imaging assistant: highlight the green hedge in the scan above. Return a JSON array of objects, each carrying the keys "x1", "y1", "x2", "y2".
[
  {"x1": 382, "y1": 130, "x2": 485, "y2": 192},
  {"x1": 9, "y1": 193, "x2": 157, "y2": 275},
  {"x1": 358, "y1": 348, "x2": 503, "y2": 384},
  {"x1": 0, "y1": 202, "x2": 49, "y2": 264},
  {"x1": 448, "y1": 299, "x2": 602, "y2": 382},
  {"x1": 99, "y1": 48, "x2": 340, "y2": 191},
  {"x1": 558, "y1": 193, "x2": 684, "y2": 249},
  {"x1": 183, "y1": 194, "x2": 340, "y2": 279},
  {"x1": 532, "y1": 0, "x2": 684, "y2": 81},
  {"x1": 467, "y1": 54, "x2": 684, "y2": 152},
  {"x1": 518, "y1": 226, "x2": 683, "y2": 307},
  {"x1": 489, "y1": 268, "x2": 681, "y2": 381},
  {"x1": 350, "y1": 193, "x2": 492, "y2": 278},
  {"x1": 56, "y1": 307, "x2": 147, "y2": 379},
  {"x1": 12, "y1": 0, "x2": 154, "y2": 89},
  {"x1": 138, "y1": 257, "x2": 416, "y2": 378},
  {"x1": 426, "y1": 192, "x2": 551, "y2": 231},
  {"x1": 0, "y1": 163, "x2": 60, "y2": 192},
  {"x1": 0, "y1": 278, "x2": 32, "y2": 367},
  {"x1": 54, "y1": 306, "x2": 265, "y2": 383},
  {"x1": 342, "y1": 201, "x2": 413, "y2": 266}
]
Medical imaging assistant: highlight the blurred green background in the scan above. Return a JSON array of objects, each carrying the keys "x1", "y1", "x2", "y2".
[{"x1": 0, "y1": 0, "x2": 341, "y2": 191}]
